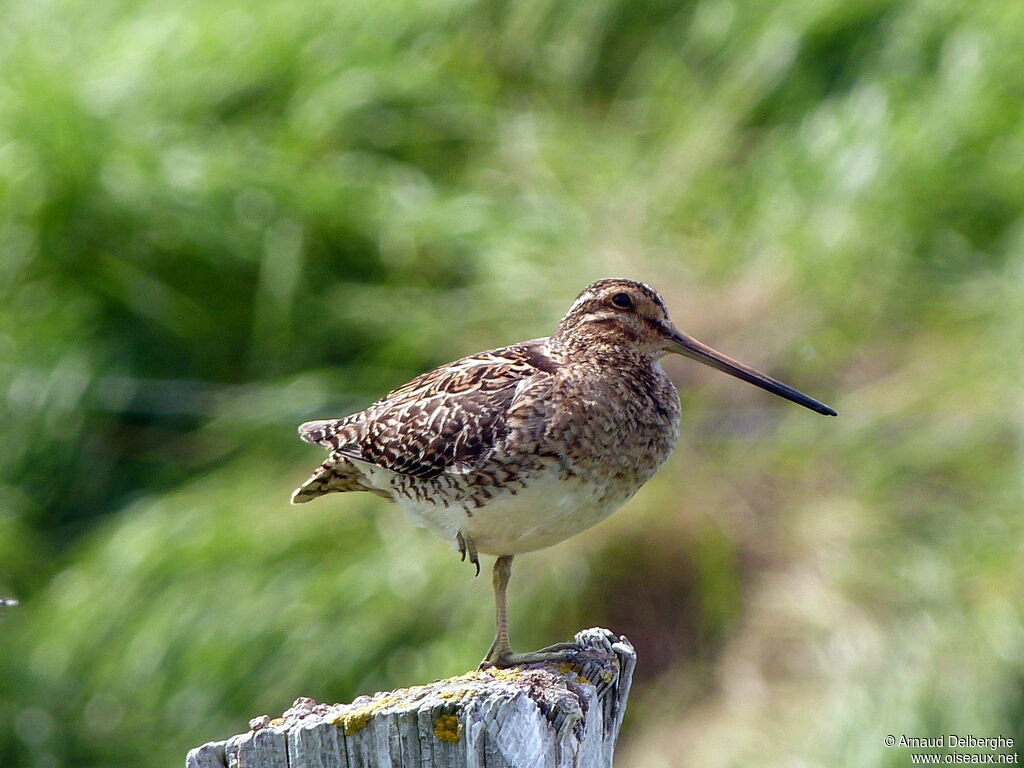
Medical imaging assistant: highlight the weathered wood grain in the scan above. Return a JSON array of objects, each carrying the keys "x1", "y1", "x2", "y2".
[{"x1": 186, "y1": 628, "x2": 635, "y2": 768}]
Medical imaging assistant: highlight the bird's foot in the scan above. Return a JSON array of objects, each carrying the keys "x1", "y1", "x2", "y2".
[
  {"x1": 456, "y1": 531, "x2": 480, "y2": 576},
  {"x1": 478, "y1": 641, "x2": 580, "y2": 670}
]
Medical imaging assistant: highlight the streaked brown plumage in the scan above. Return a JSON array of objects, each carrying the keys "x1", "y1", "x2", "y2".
[{"x1": 293, "y1": 278, "x2": 835, "y2": 666}]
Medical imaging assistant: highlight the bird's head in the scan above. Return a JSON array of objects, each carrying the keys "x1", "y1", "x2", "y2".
[
  {"x1": 553, "y1": 278, "x2": 837, "y2": 416},
  {"x1": 553, "y1": 278, "x2": 677, "y2": 358}
]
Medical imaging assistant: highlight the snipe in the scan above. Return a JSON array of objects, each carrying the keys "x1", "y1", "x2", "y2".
[{"x1": 293, "y1": 279, "x2": 835, "y2": 666}]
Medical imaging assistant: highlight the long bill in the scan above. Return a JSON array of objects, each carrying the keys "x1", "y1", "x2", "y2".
[{"x1": 665, "y1": 328, "x2": 837, "y2": 416}]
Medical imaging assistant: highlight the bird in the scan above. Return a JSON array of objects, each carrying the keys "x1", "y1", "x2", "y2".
[{"x1": 292, "y1": 278, "x2": 836, "y2": 667}]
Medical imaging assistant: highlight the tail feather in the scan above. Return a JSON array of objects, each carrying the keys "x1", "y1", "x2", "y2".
[{"x1": 291, "y1": 451, "x2": 372, "y2": 504}]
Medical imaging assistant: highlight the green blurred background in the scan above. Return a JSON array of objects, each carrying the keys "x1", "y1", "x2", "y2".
[{"x1": 1, "y1": 0, "x2": 1022, "y2": 765}]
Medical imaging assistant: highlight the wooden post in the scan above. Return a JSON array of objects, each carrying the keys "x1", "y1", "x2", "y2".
[{"x1": 186, "y1": 628, "x2": 635, "y2": 768}]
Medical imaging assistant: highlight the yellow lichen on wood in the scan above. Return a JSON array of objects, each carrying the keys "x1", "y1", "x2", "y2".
[
  {"x1": 329, "y1": 695, "x2": 400, "y2": 736},
  {"x1": 432, "y1": 713, "x2": 462, "y2": 743},
  {"x1": 336, "y1": 711, "x2": 370, "y2": 736},
  {"x1": 443, "y1": 670, "x2": 485, "y2": 685},
  {"x1": 437, "y1": 687, "x2": 476, "y2": 702},
  {"x1": 486, "y1": 667, "x2": 522, "y2": 683},
  {"x1": 554, "y1": 662, "x2": 589, "y2": 685}
]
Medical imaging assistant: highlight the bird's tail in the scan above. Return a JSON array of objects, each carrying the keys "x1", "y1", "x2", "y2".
[{"x1": 291, "y1": 451, "x2": 370, "y2": 504}]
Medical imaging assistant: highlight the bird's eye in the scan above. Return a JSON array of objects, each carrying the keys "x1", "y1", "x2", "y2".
[{"x1": 611, "y1": 292, "x2": 634, "y2": 309}]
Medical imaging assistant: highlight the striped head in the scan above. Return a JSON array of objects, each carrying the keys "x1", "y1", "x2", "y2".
[
  {"x1": 550, "y1": 278, "x2": 837, "y2": 416},
  {"x1": 551, "y1": 279, "x2": 677, "y2": 359}
]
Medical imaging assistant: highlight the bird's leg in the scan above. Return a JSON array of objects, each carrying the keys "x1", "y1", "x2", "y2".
[
  {"x1": 479, "y1": 555, "x2": 578, "y2": 669},
  {"x1": 480, "y1": 555, "x2": 514, "y2": 667},
  {"x1": 456, "y1": 531, "x2": 480, "y2": 576}
]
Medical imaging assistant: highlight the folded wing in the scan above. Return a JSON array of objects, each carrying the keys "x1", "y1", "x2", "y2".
[{"x1": 291, "y1": 340, "x2": 558, "y2": 502}]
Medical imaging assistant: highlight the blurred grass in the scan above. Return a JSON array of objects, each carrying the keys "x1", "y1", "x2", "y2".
[{"x1": 1, "y1": 0, "x2": 1022, "y2": 766}]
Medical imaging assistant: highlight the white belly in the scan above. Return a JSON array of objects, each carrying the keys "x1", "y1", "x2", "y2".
[{"x1": 393, "y1": 467, "x2": 635, "y2": 555}]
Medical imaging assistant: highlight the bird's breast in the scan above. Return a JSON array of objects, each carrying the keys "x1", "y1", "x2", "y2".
[{"x1": 545, "y1": 362, "x2": 681, "y2": 482}]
